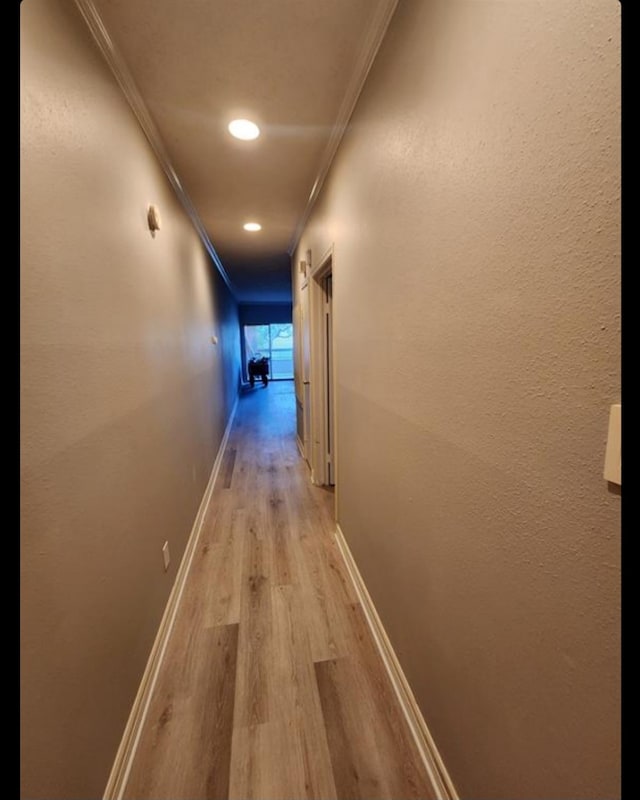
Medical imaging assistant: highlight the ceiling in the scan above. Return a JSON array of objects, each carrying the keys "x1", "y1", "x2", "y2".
[{"x1": 87, "y1": 0, "x2": 398, "y2": 302}]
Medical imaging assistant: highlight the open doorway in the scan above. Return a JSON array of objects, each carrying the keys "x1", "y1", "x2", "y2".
[
  {"x1": 307, "y1": 249, "x2": 335, "y2": 488},
  {"x1": 243, "y1": 323, "x2": 294, "y2": 382},
  {"x1": 324, "y1": 273, "x2": 335, "y2": 485}
]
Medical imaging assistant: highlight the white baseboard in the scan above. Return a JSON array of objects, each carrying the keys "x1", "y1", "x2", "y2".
[
  {"x1": 103, "y1": 396, "x2": 239, "y2": 800},
  {"x1": 334, "y1": 524, "x2": 459, "y2": 800}
]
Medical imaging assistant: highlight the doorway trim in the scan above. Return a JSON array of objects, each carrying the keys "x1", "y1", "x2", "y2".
[{"x1": 308, "y1": 245, "x2": 337, "y2": 494}]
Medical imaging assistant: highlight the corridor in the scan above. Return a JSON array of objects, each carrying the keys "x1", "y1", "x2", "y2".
[
  {"x1": 21, "y1": 0, "x2": 621, "y2": 795},
  {"x1": 123, "y1": 381, "x2": 435, "y2": 800}
]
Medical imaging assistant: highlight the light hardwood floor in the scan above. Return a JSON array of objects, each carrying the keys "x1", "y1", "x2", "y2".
[{"x1": 124, "y1": 381, "x2": 436, "y2": 800}]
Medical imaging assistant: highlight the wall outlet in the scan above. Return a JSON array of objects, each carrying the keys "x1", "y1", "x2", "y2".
[{"x1": 162, "y1": 541, "x2": 171, "y2": 571}]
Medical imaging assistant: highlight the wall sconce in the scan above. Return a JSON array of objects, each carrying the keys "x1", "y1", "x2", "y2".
[
  {"x1": 147, "y1": 205, "x2": 161, "y2": 234},
  {"x1": 299, "y1": 249, "x2": 312, "y2": 278}
]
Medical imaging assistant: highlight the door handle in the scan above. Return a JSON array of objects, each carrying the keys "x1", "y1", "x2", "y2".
[{"x1": 303, "y1": 381, "x2": 310, "y2": 385}]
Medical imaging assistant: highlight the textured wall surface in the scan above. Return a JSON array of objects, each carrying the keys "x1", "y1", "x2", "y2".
[
  {"x1": 20, "y1": 1, "x2": 240, "y2": 796},
  {"x1": 292, "y1": 0, "x2": 620, "y2": 797}
]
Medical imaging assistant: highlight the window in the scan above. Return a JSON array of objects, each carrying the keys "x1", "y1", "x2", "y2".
[{"x1": 244, "y1": 323, "x2": 294, "y2": 380}]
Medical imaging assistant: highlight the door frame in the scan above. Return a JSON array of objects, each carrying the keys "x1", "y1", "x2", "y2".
[
  {"x1": 308, "y1": 245, "x2": 337, "y2": 492},
  {"x1": 299, "y1": 283, "x2": 312, "y2": 467}
]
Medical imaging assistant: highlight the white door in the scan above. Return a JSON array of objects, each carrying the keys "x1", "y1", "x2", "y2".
[
  {"x1": 324, "y1": 273, "x2": 335, "y2": 485},
  {"x1": 301, "y1": 284, "x2": 311, "y2": 467}
]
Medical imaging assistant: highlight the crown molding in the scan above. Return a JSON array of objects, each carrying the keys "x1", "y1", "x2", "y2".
[
  {"x1": 287, "y1": 0, "x2": 399, "y2": 256},
  {"x1": 73, "y1": 0, "x2": 236, "y2": 296}
]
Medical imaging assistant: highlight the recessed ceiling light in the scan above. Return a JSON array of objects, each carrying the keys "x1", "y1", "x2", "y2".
[
  {"x1": 243, "y1": 222, "x2": 262, "y2": 232},
  {"x1": 228, "y1": 119, "x2": 260, "y2": 140}
]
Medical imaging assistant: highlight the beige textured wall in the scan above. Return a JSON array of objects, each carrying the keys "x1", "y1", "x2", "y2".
[
  {"x1": 20, "y1": 1, "x2": 240, "y2": 797},
  {"x1": 293, "y1": 1, "x2": 620, "y2": 797}
]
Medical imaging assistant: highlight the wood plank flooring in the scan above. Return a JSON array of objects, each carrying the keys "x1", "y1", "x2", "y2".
[{"x1": 124, "y1": 381, "x2": 436, "y2": 800}]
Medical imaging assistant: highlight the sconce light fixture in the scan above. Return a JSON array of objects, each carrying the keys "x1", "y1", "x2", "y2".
[{"x1": 147, "y1": 205, "x2": 161, "y2": 233}]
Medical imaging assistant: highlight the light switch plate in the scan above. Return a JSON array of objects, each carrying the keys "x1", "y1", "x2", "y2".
[{"x1": 603, "y1": 404, "x2": 621, "y2": 485}]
